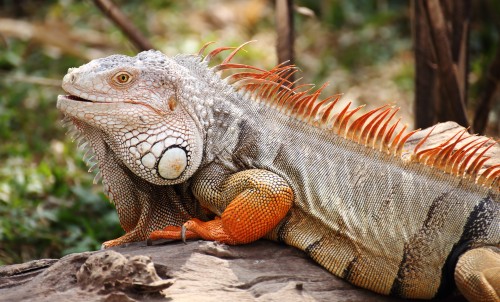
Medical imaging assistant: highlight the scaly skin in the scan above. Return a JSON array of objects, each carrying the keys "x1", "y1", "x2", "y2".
[{"x1": 57, "y1": 45, "x2": 499, "y2": 301}]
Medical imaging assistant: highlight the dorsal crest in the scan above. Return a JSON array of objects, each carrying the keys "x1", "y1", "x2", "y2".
[{"x1": 197, "y1": 42, "x2": 500, "y2": 192}]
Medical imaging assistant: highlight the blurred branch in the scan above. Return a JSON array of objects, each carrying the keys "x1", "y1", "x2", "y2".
[
  {"x1": 93, "y1": 0, "x2": 154, "y2": 51},
  {"x1": 473, "y1": 45, "x2": 500, "y2": 133},
  {"x1": 0, "y1": 18, "x2": 111, "y2": 60},
  {"x1": 3, "y1": 74, "x2": 61, "y2": 87}
]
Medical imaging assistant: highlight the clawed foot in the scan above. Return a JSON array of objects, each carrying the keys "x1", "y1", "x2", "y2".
[
  {"x1": 148, "y1": 224, "x2": 201, "y2": 243},
  {"x1": 148, "y1": 217, "x2": 239, "y2": 245}
]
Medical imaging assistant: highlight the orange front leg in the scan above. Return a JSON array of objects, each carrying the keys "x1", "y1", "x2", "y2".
[{"x1": 149, "y1": 169, "x2": 294, "y2": 245}]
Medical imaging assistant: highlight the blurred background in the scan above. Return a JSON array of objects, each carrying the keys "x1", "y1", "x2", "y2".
[{"x1": 0, "y1": 0, "x2": 498, "y2": 265}]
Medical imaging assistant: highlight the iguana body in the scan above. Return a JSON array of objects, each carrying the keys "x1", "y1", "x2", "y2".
[{"x1": 57, "y1": 43, "x2": 500, "y2": 301}]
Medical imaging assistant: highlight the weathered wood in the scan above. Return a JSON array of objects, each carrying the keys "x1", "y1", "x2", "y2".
[{"x1": 0, "y1": 241, "x2": 408, "y2": 302}]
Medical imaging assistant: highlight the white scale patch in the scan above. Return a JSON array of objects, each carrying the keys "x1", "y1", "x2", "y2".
[
  {"x1": 164, "y1": 137, "x2": 176, "y2": 146},
  {"x1": 151, "y1": 141, "x2": 164, "y2": 157},
  {"x1": 137, "y1": 141, "x2": 151, "y2": 154},
  {"x1": 141, "y1": 153, "x2": 156, "y2": 169},
  {"x1": 158, "y1": 147, "x2": 187, "y2": 179}
]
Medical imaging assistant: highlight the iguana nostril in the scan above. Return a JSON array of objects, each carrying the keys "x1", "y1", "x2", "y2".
[{"x1": 71, "y1": 74, "x2": 76, "y2": 83}]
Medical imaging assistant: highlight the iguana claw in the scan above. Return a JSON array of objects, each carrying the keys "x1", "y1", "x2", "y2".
[{"x1": 181, "y1": 224, "x2": 187, "y2": 244}]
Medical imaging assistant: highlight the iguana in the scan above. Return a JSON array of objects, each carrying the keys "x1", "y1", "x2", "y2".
[{"x1": 57, "y1": 42, "x2": 500, "y2": 301}]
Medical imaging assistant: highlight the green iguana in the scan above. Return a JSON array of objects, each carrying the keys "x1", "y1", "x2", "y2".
[{"x1": 57, "y1": 42, "x2": 500, "y2": 301}]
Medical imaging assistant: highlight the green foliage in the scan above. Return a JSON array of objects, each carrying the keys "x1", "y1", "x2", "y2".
[
  {"x1": 0, "y1": 38, "x2": 121, "y2": 265},
  {"x1": 297, "y1": 0, "x2": 411, "y2": 69},
  {"x1": 468, "y1": 0, "x2": 500, "y2": 105},
  {"x1": 392, "y1": 63, "x2": 414, "y2": 93}
]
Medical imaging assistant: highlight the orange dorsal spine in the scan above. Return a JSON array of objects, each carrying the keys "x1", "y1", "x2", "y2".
[{"x1": 198, "y1": 43, "x2": 500, "y2": 192}]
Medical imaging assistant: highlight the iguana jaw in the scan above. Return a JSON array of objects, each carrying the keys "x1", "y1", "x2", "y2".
[
  {"x1": 56, "y1": 94, "x2": 135, "y2": 119},
  {"x1": 57, "y1": 94, "x2": 160, "y2": 115}
]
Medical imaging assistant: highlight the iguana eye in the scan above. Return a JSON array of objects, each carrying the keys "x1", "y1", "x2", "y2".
[{"x1": 113, "y1": 71, "x2": 132, "y2": 85}]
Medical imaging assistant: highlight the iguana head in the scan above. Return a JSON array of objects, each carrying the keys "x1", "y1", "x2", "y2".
[{"x1": 57, "y1": 50, "x2": 204, "y2": 185}]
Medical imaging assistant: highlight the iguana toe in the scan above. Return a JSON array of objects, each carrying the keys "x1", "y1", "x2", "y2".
[{"x1": 148, "y1": 225, "x2": 200, "y2": 242}]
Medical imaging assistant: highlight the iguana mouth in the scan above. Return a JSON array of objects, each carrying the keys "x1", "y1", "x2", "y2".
[
  {"x1": 58, "y1": 95, "x2": 165, "y2": 116},
  {"x1": 62, "y1": 95, "x2": 115, "y2": 104},
  {"x1": 65, "y1": 95, "x2": 93, "y2": 102}
]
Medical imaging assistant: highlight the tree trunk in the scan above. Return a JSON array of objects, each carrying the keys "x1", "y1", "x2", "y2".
[
  {"x1": 413, "y1": 0, "x2": 470, "y2": 129},
  {"x1": 275, "y1": 0, "x2": 295, "y2": 83}
]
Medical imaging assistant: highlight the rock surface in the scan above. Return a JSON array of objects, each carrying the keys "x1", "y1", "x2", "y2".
[{"x1": 0, "y1": 240, "x2": 466, "y2": 302}]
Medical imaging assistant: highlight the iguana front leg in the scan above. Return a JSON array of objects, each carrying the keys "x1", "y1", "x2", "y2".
[
  {"x1": 149, "y1": 169, "x2": 294, "y2": 245},
  {"x1": 455, "y1": 246, "x2": 500, "y2": 302}
]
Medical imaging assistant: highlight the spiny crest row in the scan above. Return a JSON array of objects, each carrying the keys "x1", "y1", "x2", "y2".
[
  {"x1": 61, "y1": 116, "x2": 103, "y2": 186},
  {"x1": 197, "y1": 42, "x2": 499, "y2": 192}
]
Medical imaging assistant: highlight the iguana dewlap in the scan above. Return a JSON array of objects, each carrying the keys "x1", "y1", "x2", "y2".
[{"x1": 57, "y1": 43, "x2": 500, "y2": 301}]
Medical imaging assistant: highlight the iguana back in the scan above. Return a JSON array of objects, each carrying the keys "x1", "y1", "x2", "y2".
[{"x1": 183, "y1": 59, "x2": 499, "y2": 297}]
